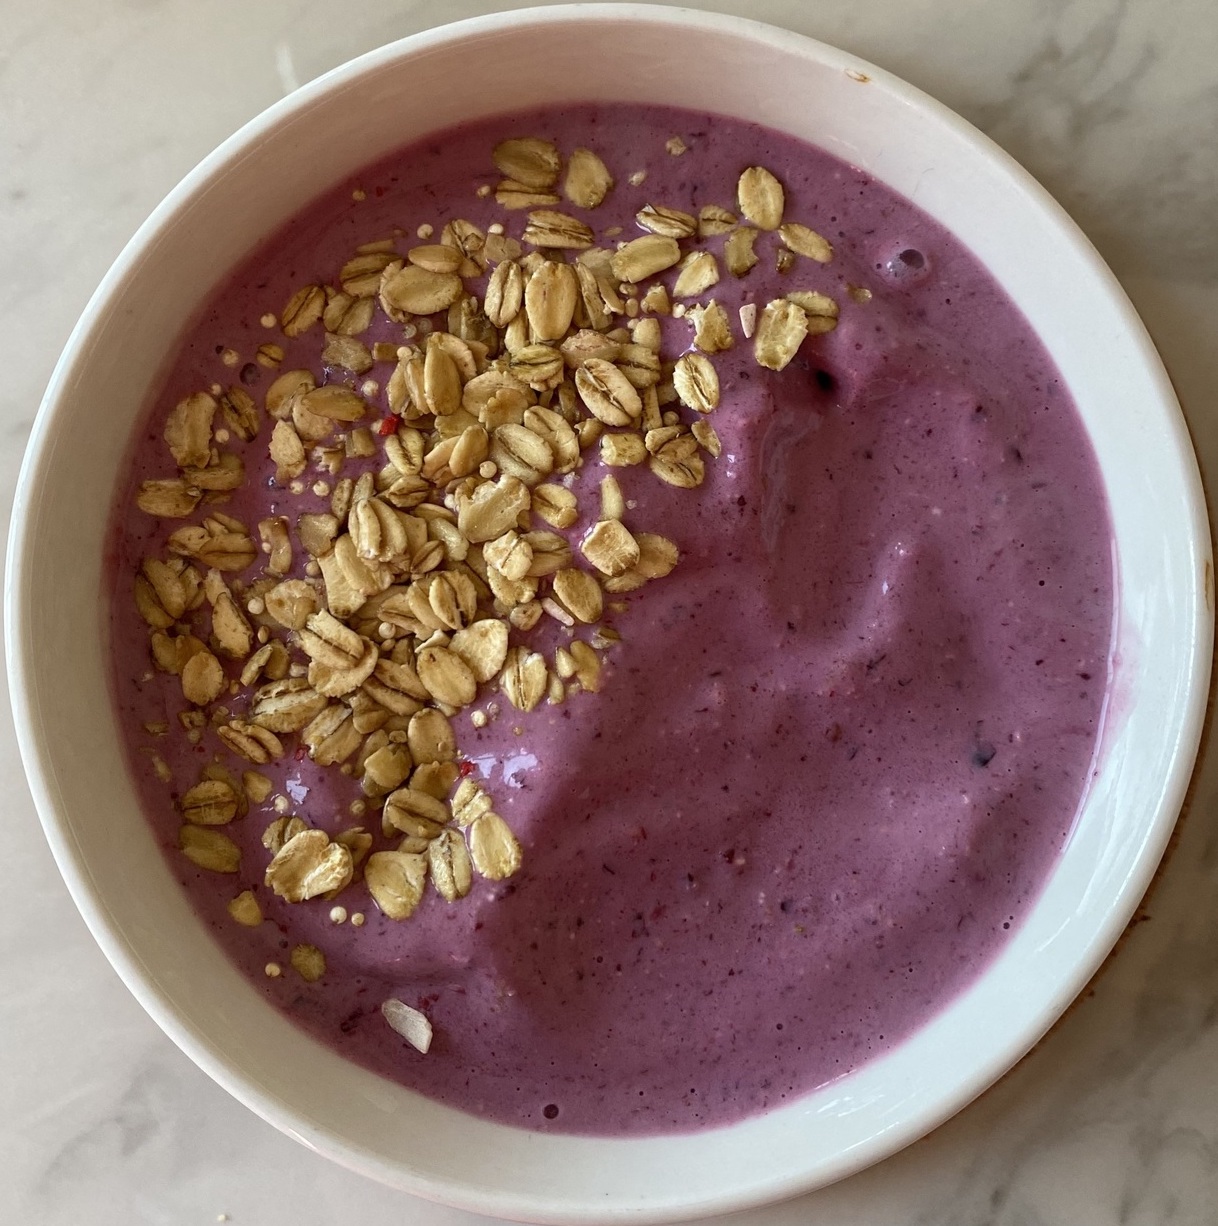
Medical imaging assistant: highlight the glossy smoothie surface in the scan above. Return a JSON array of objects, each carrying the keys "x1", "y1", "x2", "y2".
[{"x1": 109, "y1": 103, "x2": 1113, "y2": 1134}]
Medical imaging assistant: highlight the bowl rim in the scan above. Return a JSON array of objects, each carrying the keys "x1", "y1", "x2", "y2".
[{"x1": 7, "y1": 4, "x2": 1213, "y2": 1223}]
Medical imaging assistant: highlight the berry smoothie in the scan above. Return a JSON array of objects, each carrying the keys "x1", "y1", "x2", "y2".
[{"x1": 108, "y1": 103, "x2": 1113, "y2": 1135}]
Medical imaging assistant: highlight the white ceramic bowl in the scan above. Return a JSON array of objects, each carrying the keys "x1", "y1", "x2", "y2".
[{"x1": 7, "y1": 6, "x2": 1212, "y2": 1223}]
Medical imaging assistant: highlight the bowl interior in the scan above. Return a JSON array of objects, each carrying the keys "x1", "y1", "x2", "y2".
[{"x1": 8, "y1": 6, "x2": 1211, "y2": 1224}]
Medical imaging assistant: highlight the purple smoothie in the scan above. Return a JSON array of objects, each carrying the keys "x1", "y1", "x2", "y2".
[{"x1": 108, "y1": 103, "x2": 1113, "y2": 1135}]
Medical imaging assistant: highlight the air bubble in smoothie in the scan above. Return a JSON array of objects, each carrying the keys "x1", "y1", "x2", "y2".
[
  {"x1": 108, "y1": 102, "x2": 1113, "y2": 1137},
  {"x1": 880, "y1": 245, "x2": 932, "y2": 284}
]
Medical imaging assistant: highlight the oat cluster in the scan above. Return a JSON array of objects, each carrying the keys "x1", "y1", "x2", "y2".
[{"x1": 130, "y1": 132, "x2": 842, "y2": 964}]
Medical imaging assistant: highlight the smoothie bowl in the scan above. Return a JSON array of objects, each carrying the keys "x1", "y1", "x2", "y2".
[{"x1": 6, "y1": 6, "x2": 1212, "y2": 1223}]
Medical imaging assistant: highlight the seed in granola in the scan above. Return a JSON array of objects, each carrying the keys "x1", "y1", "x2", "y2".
[
  {"x1": 180, "y1": 826, "x2": 241, "y2": 874},
  {"x1": 600, "y1": 432, "x2": 646, "y2": 467},
  {"x1": 614, "y1": 344, "x2": 661, "y2": 389},
  {"x1": 181, "y1": 649, "x2": 224, "y2": 706},
  {"x1": 256, "y1": 517, "x2": 292, "y2": 576},
  {"x1": 290, "y1": 944, "x2": 327, "y2": 983},
  {"x1": 484, "y1": 259, "x2": 525, "y2": 328},
  {"x1": 163, "y1": 392, "x2": 217, "y2": 469},
  {"x1": 631, "y1": 318, "x2": 662, "y2": 355},
  {"x1": 167, "y1": 519, "x2": 258, "y2": 572},
  {"x1": 724, "y1": 227, "x2": 760, "y2": 277},
  {"x1": 265, "y1": 369, "x2": 314, "y2": 420},
  {"x1": 649, "y1": 434, "x2": 705, "y2": 489},
  {"x1": 362, "y1": 743, "x2": 413, "y2": 796},
  {"x1": 323, "y1": 290, "x2": 376, "y2": 336},
  {"x1": 636, "y1": 204, "x2": 697, "y2": 239},
  {"x1": 468, "y1": 811, "x2": 523, "y2": 880},
  {"x1": 300, "y1": 705, "x2": 360, "y2": 766},
  {"x1": 365, "y1": 850, "x2": 428, "y2": 920},
  {"x1": 582, "y1": 519, "x2": 640, "y2": 577},
  {"x1": 525, "y1": 261, "x2": 579, "y2": 342},
  {"x1": 256, "y1": 342, "x2": 285, "y2": 368},
  {"x1": 449, "y1": 618, "x2": 510, "y2": 683},
  {"x1": 603, "y1": 531, "x2": 680, "y2": 593},
  {"x1": 673, "y1": 353, "x2": 721, "y2": 414},
  {"x1": 495, "y1": 179, "x2": 561, "y2": 209},
  {"x1": 150, "y1": 630, "x2": 206, "y2": 675},
  {"x1": 737, "y1": 166, "x2": 785, "y2": 230},
  {"x1": 269, "y1": 420, "x2": 306, "y2": 483},
  {"x1": 695, "y1": 204, "x2": 736, "y2": 237},
  {"x1": 522, "y1": 209, "x2": 595, "y2": 250},
  {"x1": 227, "y1": 890, "x2": 263, "y2": 926},
  {"x1": 507, "y1": 343, "x2": 565, "y2": 391},
  {"x1": 779, "y1": 223, "x2": 834, "y2": 264},
  {"x1": 383, "y1": 786, "x2": 449, "y2": 841},
  {"x1": 320, "y1": 332, "x2": 373, "y2": 375},
  {"x1": 519, "y1": 531, "x2": 571, "y2": 577},
  {"x1": 568, "y1": 639, "x2": 603, "y2": 692},
  {"x1": 380, "y1": 265, "x2": 464, "y2": 317},
  {"x1": 341, "y1": 250, "x2": 398, "y2": 297},
  {"x1": 551, "y1": 568, "x2": 604, "y2": 624},
  {"x1": 421, "y1": 344, "x2": 461, "y2": 416},
  {"x1": 489, "y1": 423, "x2": 555, "y2": 486},
  {"x1": 692, "y1": 420, "x2": 722, "y2": 457},
  {"x1": 218, "y1": 719, "x2": 285, "y2": 764},
  {"x1": 429, "y1": 828, "x2": 473, "y2": 902},
  {"x1": 754, "y1": 298, "x2": 810, "y2": 371},
  {"x1": 523, "y1": 406, "x2": 579, "y2": 472},
  {"x1": 531, "y1": 483, "x2": 579, "y2": 529},
  {"x1": 415, "y1": 645, "x2": 477, "y2": 708},
  {"x1": 136, "y1": 478, "x2": 203, "y2": 519},
  {"x1": 403, "y1": 244, "x2": 464, "y2": 275},
  {"x1": 138, "y1": 557, "x2": 199, "y2": 623},
  {"x1": 484, "y1": 530, "x2": 534, "y2": 582},
  {"x1": 180, "y1": 778, "x2": 240, "y2": 825},
  {"x1": 243, "y1": 771, "x2": 273, "y2": 804},
  {"x1": 500, "y1": 645, "x2": 548, "y2": 712},
  {"x1": 610, "y1": 234, "x2": 681, "y2": 283},
  {"x1": 300, "y1": 385, "x2": 367, "y2": 423},
  {"x1": 786, "y1": 290, "x2": 840, "y2": 334},
  {"x1": 280, "y1": 284, "x2": 326, "y2": 337},
  {"x1": 690, "y1": 301, "x2": 734, "y2": 353},
  {"x1": 439, "y1": 219, "x2": 488, "y2": 274},
  {"x1": 210, "y1": 587, "x2": 254, "y2": 660},
  {"x1": 263, "y1": 816, "x2": 308, "y2": 854},
  {"x1": 599, "y1": 475, "x2": 625, "y2": 521},
  {"x1": 672, "y1": 251, "x2": 720, "y2": 299},
  {"x1": 249, "y1": 677, "x2": 328, "y2": 732},
  {"x1": 492, "y1": 137, "x2": 561, "y2": 189},
  {"x1": 456, "y1": 474, "x2": 531, "y2": 544},
  {"x1": 563, "y1": 146, "x2": 614, "y2": 208},
  {"x1": 406, "y1": 707, "x2": 456, "y2": 766},
  {"x1": 575, "y1": 359, "x2": 642, "y2": 426},
  {"x1": 266, "y1": 828, "x2": 354, "y2": 903}
]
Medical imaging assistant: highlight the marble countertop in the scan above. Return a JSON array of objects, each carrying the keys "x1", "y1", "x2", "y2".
[{"x1": 3, "y1": 1, "x2": 1217, "y2": 1223}]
